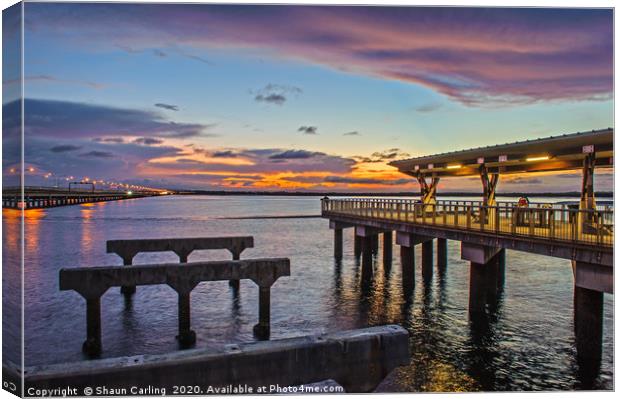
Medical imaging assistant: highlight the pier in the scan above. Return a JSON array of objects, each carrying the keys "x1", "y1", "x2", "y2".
[
  {"x1": 60, "y1": 258, "x2": 290, "y2": 355},
  {"x1": 322, "y1": 129, "x2": 613, "y2": 367},
  {"x1": 2, "y1": 186, "x2": 169, "y2": 210},
  {"x1": 106, "y1": 236, "x2": 254, "y2": 293}
]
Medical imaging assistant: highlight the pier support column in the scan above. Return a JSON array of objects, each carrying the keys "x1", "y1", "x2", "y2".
[
  {"x1": 229, "y1": 252, "x2": 241, "y2": 290},
  {"x1": 462, "y1": 243, "x2": 504, "y2": 316},
  {"x1": 371, "y1": 235, "x2": 379, "y2": 255},
  {"x1": 383, "y1": 231, "x2": 393, "y2": 267},
  {"x1": 400, "y1": 246, "x2": 415, "y2": 291},
  {"x1": 437, "y1": 238, "x2": 447, "y2": 269},
  {"x1": 354, "y1": 235, "x2": 362, "y2": 258},
  {"x1": 361, "y1": 236, "x2": 374, "y2": 281},
  {"x1": 176, "y1": 251, "x2": 190, "y2": 263},
  {"x1": 167, "y1": 279, "x2": 198, "y2": 348},
  {"x1": 574, "y1": 286, "x2": 603, "y2": 363},
  {"x1": 356, "y1": 226, "x2": 382, "y2": 280},
  {"x1": 253, "y1": 286, "x2": 271, "y2": 339},
  {"x1": 334, "y1": 228, "x2": 343, "y2": 259},
  {"x1": 120, "y1": 256, "x2": 137, "y2": 296},
  {"x1": 396, "y1": 232, "x2": 432, "y2": 291},
  {"x1": 422, "y1": 240, "x2": 434, "y2": 281},
  {"x1": 82, "y1": 297, "x2": 102, "y2": 356},
  {"x1": 572, "y1": 261, "x2": 611, "y2": 366},
  {"x1": 177, "y1": 292, "x2": 196, "y2": 347}
]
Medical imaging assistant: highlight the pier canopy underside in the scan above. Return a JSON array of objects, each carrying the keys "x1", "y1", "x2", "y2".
[{"x1": 389, "y1": 128, "x2": 613, "y2": 177}]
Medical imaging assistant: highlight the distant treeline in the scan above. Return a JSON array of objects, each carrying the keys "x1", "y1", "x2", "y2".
[{"x1": 173, "y1": 190, "x2": 613, "y2": 198}]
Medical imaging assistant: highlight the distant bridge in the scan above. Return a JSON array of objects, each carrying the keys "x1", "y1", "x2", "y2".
[{"x1": 2, "y1": 186, "x2": 171, "y2": 209}]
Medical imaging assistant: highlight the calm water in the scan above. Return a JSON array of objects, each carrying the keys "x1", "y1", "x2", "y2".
[{"x1": 2, "y1": 195, "x2": 614, "y2": 391}]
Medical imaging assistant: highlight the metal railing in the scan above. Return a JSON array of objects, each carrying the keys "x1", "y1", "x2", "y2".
[{"x1": 321, "y1": 198, "x2": 613, "y2": 247}]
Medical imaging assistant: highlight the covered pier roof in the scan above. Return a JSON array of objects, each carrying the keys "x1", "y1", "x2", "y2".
[{"x1": 389, "y1": 128, "x2": 613, "y2": 177}]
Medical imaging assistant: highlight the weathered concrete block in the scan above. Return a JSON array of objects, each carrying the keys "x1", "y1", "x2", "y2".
[{"x1": 23, "y1": 325, "x2": 410, "y2": 395}]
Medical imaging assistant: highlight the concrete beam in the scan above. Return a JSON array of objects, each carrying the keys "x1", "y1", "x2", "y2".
[
  {"x1": 60, "y1": 259, "x2": 290, "y2": 297},
  {"x1": 107, "y1": 236, "x2": 254, "y2": 264},
  {"x1": 573, "y1": 261, "x2": 613, "y2": 294},
  {"x1": 355, "y1": 226, "x2": 382, "y2": 237},
  {"x1": 329, "y1": 220, "x2": 354, "y2": 230},
  {"x1": 461, "y1": 242, "x2": 502, "y2": 264},
  {"x1": 22, "y1": 325, "x2": 410, "y2": 394},
  {"x1": 395, "y1": 232, "x2": 432, "y2": 248}
]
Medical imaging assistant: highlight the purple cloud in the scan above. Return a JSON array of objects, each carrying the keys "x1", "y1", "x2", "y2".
[
  {"x1": 4, "y1": 99, "x2": 215, "y2": 139},
  {"x1": 24, "y1": 5, "x2": 612, "y2": 105}
]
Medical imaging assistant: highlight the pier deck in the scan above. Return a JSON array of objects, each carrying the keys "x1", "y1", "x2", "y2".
[{"x1": 322, "y1": 198, "x2": 613, "y2": 265}]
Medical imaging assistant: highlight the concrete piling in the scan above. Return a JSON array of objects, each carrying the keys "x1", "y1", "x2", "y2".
[
  {"x1": 120, "y1": 257, "x2": 136, "y2": 295},
  {"x1": 383, "y1": 232, "x2": 393, "y2": 266},
  {"x1": 400, "y1": 246, "x2": 414, "y2": 291},
  {"x1": 466, "y1": 248, "x2": 505, "y2": 316},
  {"x1": 371, "y1": 235, "x2": 379, "y2": 254},
  {"x1": 253, "y1": 287, "x2": 271, "y2": 339},
  {"x1": 422, "y1": 240, "x2": 433, "y2": 281},
  {"x1": 334, "y1": 228, "x2": 343, "y2": 259},
  {"x1": 574, "y1": 286, "x2": 603, "y2": 363},
  {"x1": 229, "y1": 252, "x2": 241, "y2": 290},
  {"x1": 83, "y1": 298, "x2": 102, "y2": 357},
  {"x1": 361, "y1": 236, "x2": 374, "y2": 280},
  {"x1": 437, "y1": 238, "x2": 447, "y2": 268},
  {"x1": 354, "y1": 235, "x2": 362, "y2": 258},
  {"x1": 177, "y1": 292, "x2": 196, "y2": 347}
]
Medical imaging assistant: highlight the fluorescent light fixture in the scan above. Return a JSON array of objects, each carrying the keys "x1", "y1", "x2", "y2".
[
  {"x1": 446, "y1": 164, "x2": 462, "y2": 169},
  {"x1": 526, "y1": 155, "x2": 550, "y2": 162}
]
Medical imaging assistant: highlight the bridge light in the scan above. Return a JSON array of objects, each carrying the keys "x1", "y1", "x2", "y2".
[
  {"x1": 446, "y1": 164, "x2": 462, "y2": 169},
  {"x1": 526, "y1": 155, "x2": 550, "y2": 162},
  {"x1": 127, "y1": 191, "x2": 133, "y2": 195}
]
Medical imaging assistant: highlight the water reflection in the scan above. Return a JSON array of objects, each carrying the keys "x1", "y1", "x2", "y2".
[{"x1": 7, "y1": 196, "x2": 613, "y2": 391}]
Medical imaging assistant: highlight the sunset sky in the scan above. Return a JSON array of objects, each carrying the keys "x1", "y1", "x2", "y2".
[{"x1": 2, "y1": 3, "x2": 614, "y2": 192}]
